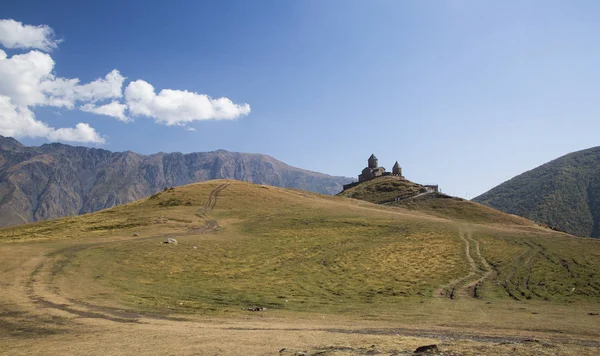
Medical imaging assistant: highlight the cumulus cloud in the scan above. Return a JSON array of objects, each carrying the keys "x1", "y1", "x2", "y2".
[
  {"x1": 46, "y1": 123, "x2": 105, "y2": 143},
  {"x1": 42, "y1": 69, "x2": 126, "y2": 108},
  {"x1": 0, "y1": 95, "x2": 52, "y2": 138},
  {"x1": 0, "y1": 19, "x2": 60, "y2": 52},
  {"x1": 0, "y1": 95, "x2": 104, "y2": 143},
  {"x1": 0, "y1": 47, "x2": 118, "y2": 143},
  {"x1": 81, "y1": 101, "x2": 128, "y2": 121},
  {"x1": 0, "y1": 49, "x2": 55, "y2": 107},
  {"x1": 0, "y1": 18, "x2": 250, "y2": 143},
  {"x1": 125, "y1": 80, "x2": 251, "y2": 125},
  {"x1": 0, "y1": 49, "x2": 124, "y2": 109}
]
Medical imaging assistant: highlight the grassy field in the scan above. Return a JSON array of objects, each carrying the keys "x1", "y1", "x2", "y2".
[{"x1": 1, "y1": 179, "x2": 599, "y2": 355}]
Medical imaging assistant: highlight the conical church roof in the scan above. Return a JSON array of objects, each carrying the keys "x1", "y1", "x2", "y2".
[
  {"x1": 369, "y1": 154, "x2": 377, "y2": 160},
  {"x1": 393, "y1": 161, "x2": 400, "y2": 168}
]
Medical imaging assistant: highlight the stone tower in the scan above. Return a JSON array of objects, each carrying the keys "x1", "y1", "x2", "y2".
[
  {"x1": 392, "y1": 161, "x2": 402, "y2": 177},
  {"x1": 368, "y1": 154, "x2": 378, "y2": 169}
]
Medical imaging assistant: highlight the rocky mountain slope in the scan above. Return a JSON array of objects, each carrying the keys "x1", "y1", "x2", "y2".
[
  {"x1": 0, "y1": 136, "x2": 352, "y2": 227},
  {"x1": 473, "y1": 146, "x2": 600, "y2": 238}
]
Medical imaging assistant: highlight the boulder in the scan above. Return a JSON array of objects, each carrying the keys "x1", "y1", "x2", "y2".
[{"x1": 414, "y1": 344, "x2": 439, "y2": 354}]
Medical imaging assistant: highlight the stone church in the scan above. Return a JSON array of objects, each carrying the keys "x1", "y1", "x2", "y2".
[
  {"x1": 358, "y1": 154, "x2": 403, "y2": 182},
  {"x1": 342, "y1": 154, "x2": 403, "y2": 191}
]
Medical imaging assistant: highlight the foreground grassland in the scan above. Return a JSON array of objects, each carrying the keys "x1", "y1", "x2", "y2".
[{"x1": 1, "y1": 180, "x2": 599, "y2": 355}]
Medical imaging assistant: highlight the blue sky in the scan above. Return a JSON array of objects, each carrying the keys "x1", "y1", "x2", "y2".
[{"x1": 1, "y1": 1, "x2": 599, "y2": 198}]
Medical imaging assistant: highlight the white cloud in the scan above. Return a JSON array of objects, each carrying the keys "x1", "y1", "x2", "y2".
[
  {"x1": 0, "y1": 95, "x2": 52, "y2": 138},
  {"x1": 0, "y1": 19, "x2": 60, "y2": 52},
  {"x1": 47, "y1": 123, "x2": 105, "y2": 144},
  {"x1": 41, "y1": 69, "x2": 125, "y2": 108},
  {"x1": 44, "y1": 69, "x2": 125, "y2": 107},
  {"x1": 0, "y1": 49, "x2": 124, "y2": 109},
  {"x1": 125, "y1": 80, "x2": 251, "y2": 125},
  {"x1": 81, "y1": 101, "x2": 128, "y2": 121},
  {"x1": 0, "y1": 49, "x2": 55, "y2": 107},
  {"x1": 0, "y1": 18, "x2": 250, "y2": 143},
  {"x1": 0, "y1": 48, "x2": 118, "y2": 143},
  {"x1": 0, "y1": 95, "x2": 104, "y2": 143}
]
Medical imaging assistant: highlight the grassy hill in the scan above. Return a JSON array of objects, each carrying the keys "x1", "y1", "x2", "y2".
[
  {"x1": 338, "y1": 176, "x2": 529, "y2": 225},
  {"x1": 473, "y1": 146, "x2": 600, "y2": 238},
  {"x1": 2, "y1": 179, "x2": 599, "y2": 319},
  {"x1": 2, "y1": 179, "x2": 600, "y2": 355},
  {"x1": 337, "y1": 176, "x2": 424, "y2": 203}
]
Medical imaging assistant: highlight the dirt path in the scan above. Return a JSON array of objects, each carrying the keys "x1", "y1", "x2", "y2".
[
  {"x1": 197, "y1": 182, "x2": 229, "y2": 218},
  {"x1": 459, "y1": 231, "x2": 494, "y2": 298},
  {"x1": 13, "y1": 184, "x2": 232, "y2": 326},
  {"x1": 434, "y1": 227, "x2": 495, "y2": 299},
  {"x1": 193, "y1": 182, "x2": 229, "y2": 231},
  {"x1": 378, "y1": 190, "x2": 435, "y2": 205},
  {"x1": 434, "y1": 227, "x2": 477, "y2": 298}
]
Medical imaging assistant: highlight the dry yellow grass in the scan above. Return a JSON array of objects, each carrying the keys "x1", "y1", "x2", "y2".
[{"x1": 0, "y1": 179, "x2": 599, "y2": 355}]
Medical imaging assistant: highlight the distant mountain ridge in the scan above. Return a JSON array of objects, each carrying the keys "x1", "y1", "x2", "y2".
[
  {"x1": 473, "y1": 146, "x2": 600, "y2": 238},
  {"x1": 0, "y1": 136, "x2": 352, "y2": 227}
]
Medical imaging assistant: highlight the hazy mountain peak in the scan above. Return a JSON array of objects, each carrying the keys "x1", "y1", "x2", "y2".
[{"x1": 0, "y1": 136, "x2": 25, "y2": 151}]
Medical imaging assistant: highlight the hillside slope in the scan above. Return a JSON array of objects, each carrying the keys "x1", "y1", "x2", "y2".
[
  {"x1": 0, "y1": 136, "x2": 352, "y2": 227},
  {"x1": 338, "y1": 176, "x2": 529, "y2": 225},
  {"x1": 2, "y1": 180, "x2": 599, "y2": 354},
  {"x1": 473, "y1": 146, "x2": 600, "y2": 238},
  {"x1": 2, "y1": 179, "x2": 598, "y2": 314}
]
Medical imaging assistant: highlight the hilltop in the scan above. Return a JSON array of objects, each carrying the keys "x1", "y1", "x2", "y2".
[
  {"x1": 0, "y1": 135, "x2": 352, "y2": 227},
  {"x1": 473, "y1": 146, "x2": 600, "y2": 238},
  {"x1": 337, "y1": 175, "x2": 527, "y2": 226},
  {"x1": 337, "y1": 175, "x2": 424, "y2": 203}
]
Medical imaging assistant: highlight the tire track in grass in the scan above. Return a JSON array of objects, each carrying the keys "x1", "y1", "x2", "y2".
[
  {"x1": 460, "y1": 231, "x2": 493, "y2": 298},
  {"x1": 198, "y1": 182, "x2": 229, "y2": 217},
  {"x1": 194, "y1": 182, "x2": 229, "y2": 230},
  {"x1": 498, "y1": 241, "x2": 536, "y2": 300},
  {"x1": 24, "y1": 183, "x2": 231, "y2": 323},
  {"x1": 519, "y1": 241, "x2": 544, "y2": 299},
  {"x1": 433, "y1": 227, "x2": 477, "y2": 299}
]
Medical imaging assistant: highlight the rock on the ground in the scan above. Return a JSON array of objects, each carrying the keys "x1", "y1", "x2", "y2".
[
  {"x1": 165, "y1": 238, "x2": 178, "y2": 244},
  {"x1": 414, "y1": 344, "x2": 439, "y2": 354}
]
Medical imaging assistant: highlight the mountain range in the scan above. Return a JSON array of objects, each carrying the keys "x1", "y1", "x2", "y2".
[
  {"x1": 473, "y1": 146, "x2": 600, "y2": 238},
  {"x1": 0, "y1": 136, "x2": 352, "y2": 227}
]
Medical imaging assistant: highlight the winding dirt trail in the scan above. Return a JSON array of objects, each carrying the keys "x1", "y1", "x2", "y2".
[
  {"x1": 13, "y1": 183, "x2": 232, "y2": 326},
  {"x1": 197, "y1": 182, "x2": 229, "y2": 218},
  {"x1": 434, "y1": 227, "x2": 494, "y2": 299},
  {"x1": 434, "y1": 227, "x2": 477, "y2": 298},
  {"x1": 193, "y1": 182, "x2": 229, "y2": 231},
  {"x1": 459, "y1": 231, "x2": 494, "y2": 298}
]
